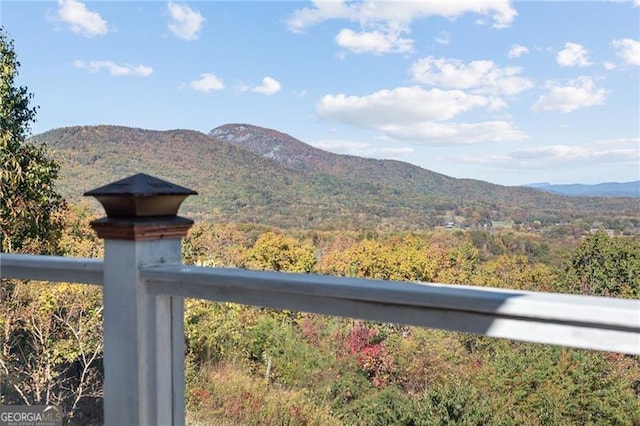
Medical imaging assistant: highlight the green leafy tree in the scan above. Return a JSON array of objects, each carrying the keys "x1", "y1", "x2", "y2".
[
  {"x1": 0, "y1": 28, "x2": 104, "y2": 422},
  {"x1": 413, "y1": 382, "x2": 495, "y2": 425},
  {"x1": 0, "y1": 26, "x2": 63, "y2": 254},
  {"x1": 474, "y1": 342, "x2": 640, "y2": 424},
  {"x1": 566, "y1": 231, "x2": 640, "y2": 297}
]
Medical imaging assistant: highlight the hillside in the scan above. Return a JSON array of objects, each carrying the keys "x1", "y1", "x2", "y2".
[
  {"x1": 31, "y1": 125, "x2": 640, "y2": 230},
  {"x1": 209, "y1": 124, "x2": 640, "y2": 220},
  {"x1": 210, "y1": 124, "x2": 456, "y2": 194},
  {"x1": 31, "y1": 125, "x2": 440, "y2": 229},
  {"x1": 526, "y1": 181, "x2": 640, "y2": 198}
]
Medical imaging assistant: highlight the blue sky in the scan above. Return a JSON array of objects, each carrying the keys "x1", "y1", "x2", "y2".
[{"x1": 2, "y1": 1, "x2": 639, "y2": 186}]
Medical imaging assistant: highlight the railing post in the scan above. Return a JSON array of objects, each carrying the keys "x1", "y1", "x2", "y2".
[{"x1": 85, "y1": 174, "x2": 196, "y2": 426}]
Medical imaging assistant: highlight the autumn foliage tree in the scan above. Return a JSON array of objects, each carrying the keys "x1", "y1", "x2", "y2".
[
  {"x1": 0, "y1": 282, "x2": 103, "y2": 420},
  {"x1": 244, "y1": 231, "x2": 316, "y2": 273}
]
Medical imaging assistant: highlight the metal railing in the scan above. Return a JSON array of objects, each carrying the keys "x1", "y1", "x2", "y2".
[
  {"x1": 4, "y1": 253, "x2": 638, "y2": 355},
  {"x1": 1, "y1": 253, "x2": 103, "y2": 284},
  {"x1": 1, "y1": 181, "x2": 639, "y2": 425}
]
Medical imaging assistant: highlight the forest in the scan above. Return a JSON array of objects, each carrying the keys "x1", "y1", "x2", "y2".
[
  {"x1": 1, "y1": 26, "x2": 639, "y2": 425},
  {"x1": 2, "y1": 201, "x2": 639, "y2": 424}
]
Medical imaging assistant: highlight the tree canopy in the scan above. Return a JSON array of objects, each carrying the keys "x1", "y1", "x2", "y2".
[
  {"x1": 566, "y1": 231, "x2": 640, "y2": 297},
  {"x1": 0, "y1": 26, "x2": 63, "y2": 253}
]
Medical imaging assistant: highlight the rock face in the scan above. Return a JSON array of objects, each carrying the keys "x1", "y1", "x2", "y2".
[{"x1": 210, "y1": 123, "x2": 333, "y2": 170}]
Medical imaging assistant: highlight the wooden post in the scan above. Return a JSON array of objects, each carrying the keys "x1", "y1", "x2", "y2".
[{"x1": 86, "y1": 174, "x2": 196, "y2": 426}]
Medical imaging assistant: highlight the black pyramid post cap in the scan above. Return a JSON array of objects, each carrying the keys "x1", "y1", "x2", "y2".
[
  {"x1": 84, "y1": 173, "x2": 197, "y2": 218},
  {"x1": 84, "y1": 173, "x2": 197, "y2": 197}
]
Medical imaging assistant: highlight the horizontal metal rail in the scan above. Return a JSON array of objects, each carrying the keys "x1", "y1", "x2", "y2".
[
  {"x1": 0, "y1": 253, "x2": 104, "y2": 285},
  {"x1": 1, "y1": 253, "x2": 638, "y2": 354},
  {"x1": 142, "y1": 265, "x2": 640, "y2": 355}
]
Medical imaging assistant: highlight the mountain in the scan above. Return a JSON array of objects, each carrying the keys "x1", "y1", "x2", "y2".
[
  {"x1": 33, "y1": 125, "x2": 437, "y2": 229},
  {"x1": 525, "y1": 182, "x2": 640, "y2": 198},
  {"x1": 209, "y1": 123, "x2": 639, "y2": 216},
  {"x1": 31, "y1": 124, "x2": 640, "y2": 230},
  {"x1": 210, "y1": 124, "x2": 456, "y2": 194},
  {"x1": 209, "y1": 124, "x2": 546, "y2": 201}
]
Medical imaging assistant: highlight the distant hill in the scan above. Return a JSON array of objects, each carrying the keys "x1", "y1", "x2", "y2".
[
  {"x1": 30, "y1": 124, "x2": 640, "y2": 230},
  {"x1": 526, "y1": 182, "x2": 640, "y2": 198}
]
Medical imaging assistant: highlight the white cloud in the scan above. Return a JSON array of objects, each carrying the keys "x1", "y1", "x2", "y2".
[
  {"x1": 167, "y1": 2, "x2": 205, "y2": 41},
  {"x1": 240, "y1": 77, "x2": 281, "y2": 95},
  {"x1": 461, "y1": 138, "x2": 640, "y2": 169},
  {"x1": 189, "y1": 73, "x2": 224, "y2": 92},
  {"x1": 287, "y1": 1, "x2": 517, "y2": 32},
  {"x1": 311, "y1": 139, "x2": 414, "y2": 158},
  {"x1": 287, "y1": 0, "x2": 353, "y2": 33},
  {"x1": 611, "y1": 38, "x2": 640, "y2": 65},
  {"x1": 317, "y1": 86, "x2": 490, "y2": 125},
  {"x1": 74, "y1": 60, "x2": 153, "y2": 77},
  {"x1": 316, "y1": 86, "x2": 526, "y2": 144},
  {"x1": 557, "y1": 42, "x2": 592, "y2": 67},
  {"x1": 531, "y1": 77, "x2": 607, "y2": 113},
  {"x1": 287, "y1": 1, "x2": 515, "y2": 56},
  {"x1": 411, "y1": 56, "x2": 534, "y2": 96},
  {"x1": 508, "y1": 44, "x2": 529, "y2": 58},
  {"x1": 51, "y1": 0, "x2": 107, "y2": 37},
  {"x1": 378, "y1": 121, "x2": 527, "y2": 144},
  {"x1": 253, "y1": 77, "x2": 281, "y2": 95},
  {"x1": 610, "y1": 0, "x2": 640, "y2": 4},
  {"x1": 603, "y1": 62, "x2": 617, "y2": 70},
  {"x1": 335, "y1": 29, "x2": 413, "y2": 54}
]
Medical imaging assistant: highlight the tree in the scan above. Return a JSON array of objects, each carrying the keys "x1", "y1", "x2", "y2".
[
  {"x1": 565, "y1": 231, "x2": 640, "y2": 298},
  {"x1": 0, "y1": 282, "x2": 104, "y2": 423},
  {"x1": 0, "y1": 26, "x2": 63, "y2": 254},
  {"x1": 244, "y1": 232, "x2": 316, "y2": 273},
  {"x1": 55, "y1": 201, "x2": 103, "y2": 259},
  {"x1": 0, "y1": 27, "x2": 103, "y2": 422},
  {"x1": 182, "y1": 222, "x2": 250, "y2": 267}
]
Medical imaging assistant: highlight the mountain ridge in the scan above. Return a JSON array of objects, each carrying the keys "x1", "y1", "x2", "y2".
[
  {"x1": 208, "y1": 123, "x2": 639, "y2": 212},
  {"x1": 30, "y1": 124, "x2": 640, "y2": 230},
  {"x1": 210, "y1": 123, "x2": 466, "y2": 191},
  {"x1": 525, "y1": 181, "x2": 639, "y2": 198}
]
